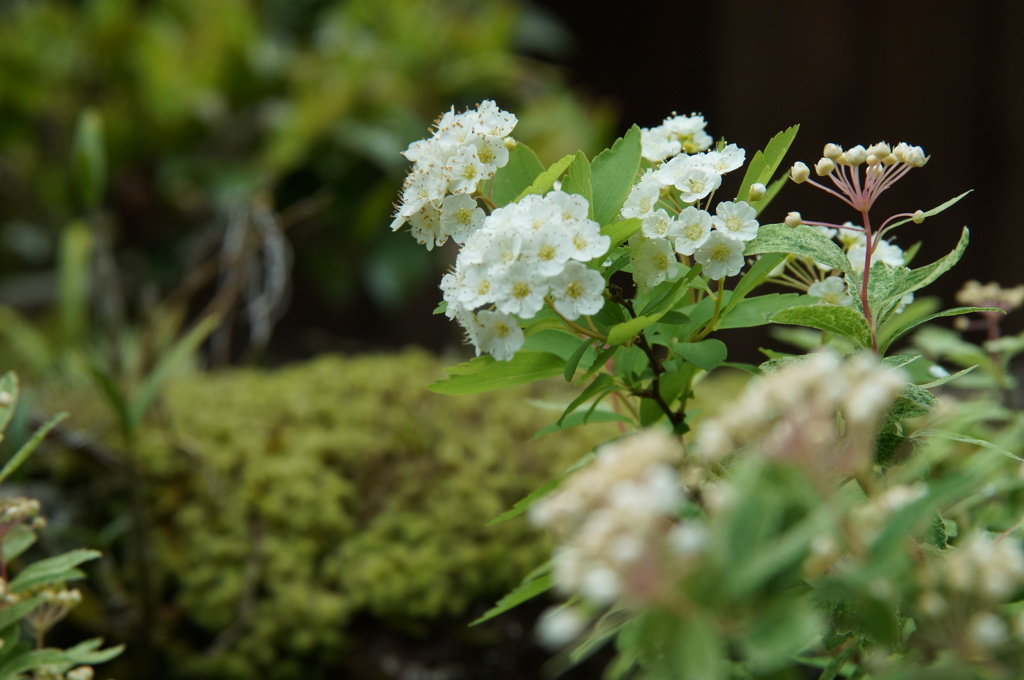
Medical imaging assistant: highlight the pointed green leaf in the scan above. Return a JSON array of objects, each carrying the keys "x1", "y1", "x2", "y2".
[
  {"x1": 879, "y1": 304, "x2": 999, "y2": 354},
  {"x1": 517, "y1": 153, "x2": 575, "y2": 200},
  {"x1": 427, "y1": 351, "x2": 565, "y2": 394},
  {"x1": 675, "y1": 339, "x2": 728, "y2": 372},
  {"x1": 2, "y1": 525, "x2": 36, "y2": 563},
  {"x1": 914, "y1": 429, "x2": 1023, "y2": 461},
  {"x1": 484, "y1": 142, "x2": 544, "y2": 207},
  {"x1": 558, "y1": 373, "x2": 617, "y2": 425},
  {"x1": 9, "y1": 549, "x2": 101, "y2": 593},
  {"x1": 879, "y1": 190, "x2": 972, "y2": 235},
  {"x1": 746, "y1": 223, "x2": 856, "y2": 280},
  {"x1": 591, "y1": 125, "x2": 641, "y2": 225},
  {"x1": 0, "y1": 595, "x2": 43, "y2": 632},
  {"x1": 58, "y1": 222, "x2": 94, "y2": 348},
  {"x1": 564, "y1": 337, "x2": 596, "y2": 382},
  {"x1": 736, "y1": 125, "x2": 800, "y2": 201},
  {"x1": 720, "y1": 252, "x2": 787, "y2": 320},
  {"x1": 561, "y1": 151, "x2": 594, "y2": 219},
  {"x1": 0, "y1": 412, "x2": 68, "y2": 485},
  {"x1": 470, "y1": 566, "x2": 553, "y2": 626},
  {"x1": 771, "y1": 304, "x2": 872, "y2": 348},
  {"x1": 72, "y1": 108, "x2": 107, "y2": 211}
]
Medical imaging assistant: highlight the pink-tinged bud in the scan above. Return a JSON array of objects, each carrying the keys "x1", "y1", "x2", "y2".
[
  {"x1": 747, "y1": 182, "x2": 767, "y2": 201},
  {"x1": 912, "y1": 210, "x2": 925, "y2": 224},
  {"x1": 784, "y1": 211, "x2": 803, "y2": 228},
  {"x1": 823, "y1": 143, "x2": 843, "y2": 160},
  {"x1": 814, "y1": 158, "x2": 835, "y2": 176},
  {"x1": 866, "y1": 164, "x2": 884, "y2": 181},
  {"x1": 790, "y1": 162, "x2": 810, "y2": 183}
]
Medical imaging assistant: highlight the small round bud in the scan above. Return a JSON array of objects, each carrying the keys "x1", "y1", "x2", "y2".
[
  {"x1": 784, "y1": 211, "x2": 803, "y2": 228},
  {"x1": 841, "y1": 145, "x2": 867, "y2": 166},
  {"x1": 865, "y1": 153, "x2": 881, "y2": 166},
  {"x1": 882, "y1": 153, "x2": 898, "y2": 166},
  {"x1": 0, "y1": 392, "x2": 11, "y2": 407},
  {"x1": 747, "y1": 182, "x2": 766, "y2": 201},
  {"x1": 790, "y1": 162, "x2": 810, "y2": 183},
  {"x1": 503, "y1": 137, "x2": 517, "y2": 150},
  {"x1": 814, "y1": 158, "x2": 835, "y2": 176},
  {"x1": 866, "y1": 164, "x2": 884, "y2": 181},
  {"x1": 912, "y1": 210, "x2": 925, "y2": 224},
  {"x1": 823, "y1": 143, "x2": 843, "y2": 160},
  {"x1": 903, "y1": 145, "x2": 928, "y2": 167}
]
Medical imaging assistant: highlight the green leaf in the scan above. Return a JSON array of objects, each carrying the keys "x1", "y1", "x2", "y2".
[
  {"x1": 129, "y1": 313, "x2": 221, "y2": 433},
  {"x1": 57, "y1": 222, "x2": 94, "y2": 349},
  {"x1": 771, "y1": 304, "x2": 872, "y2": 348},
  {"x1": 516, "y1": 154, "x2": 575, "y2": 200},
  {"x1": 557, "y1": 373, "x2": 617, "y2": 425},
  {"x1": 560, "y1": 151, "x2": 594, "y2": 219},
  {"x1": 563, "y1": 337, "x2": 595, "y2": 382},
  {"x1": 879, "y1": 190, "x2": 972, "y2": 235},
  {"x1": 600, "y1": 218, "x2": 642, "y2": 252},
  {"x1": 0, "y1": 412, "x2": 68, "y2": 485},
  {"x1": 914, "y1": 429, "x2": 1023, "y2": 462},
  {"x1": 721, "y1": 253, "x2": 787, "y2": 320},
  {"x1": 887, "y1": 384, "x2": 938, "y2": 421},
  {"x1": 532, "y1": 409, "x2": 631, "y2": 439},
  {"x1": 0, "y1": 373, "x2": 18, "y2": 441},
  {"x1": 485, "y1": 143, "x2": 544, "y2": 207},
  {"x1": 470, "y1": 566, "x2": 552, "y2": 626},
  {"x1": 0, "y1": 595, "x2": 44, "y2": 632},
  {"x1": 736, "y1": 125, "x2": 800, "y2": 201},
  {"x1": 879, "y1": 305, "x2": 999, "y2": 354},
  {"x1": 72, "y1": 108, "x2": 107, "y2": 211},
  {"x1": 9, "y1": 549, "x2": 100, "y2": 594},
  {"x1": 918, "y1": 364, "x2": 977, "y2": 389},
  {"x1": 608, "y1": 266, "x2": 703, "y2": 345},
  {"x1": 675, "y1": 339, "x2": 728, "y2": 372},
  {"x1": 746, "y1": 223, "x2": 856, "y2": 280},
  {"x1": 818, "y1": 646, "x2": 857, "y2": 680},
  {"x1": 427, "y1": 351, "x2": 565, "y2": 394},
  {"x1": 2, "y1": 526, "x2": 35, "y2": 563},
  {"x1": 591, "y1": 125, "x2": 641, "y2": 225}
]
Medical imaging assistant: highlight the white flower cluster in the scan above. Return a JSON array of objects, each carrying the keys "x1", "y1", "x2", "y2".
[
  {"x1": 390, "y1": 100, "x2": 517, "y2": 249},
  {"x1": 624, "y1": 130, "x2": 754, "y2": 283},
  {"x1": 697, "y1": 352, "x2": 907, "y2": 476},
  {"x1": 928, "y1": 532, "x2": 1024, "y2": 603},
  {"x1": 529, "y1": 430, "x2": 700, "y2": 608},
  {"x1": 640, "y1": 113, "x2": 713, "y2": 163},
  {"x1": 439, "y1": 191, "x2": 610, "y2": 360}
]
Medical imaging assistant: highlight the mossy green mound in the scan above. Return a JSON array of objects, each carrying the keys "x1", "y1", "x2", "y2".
[{"x1": 130, "y1": 349, "x2": 609, "y2": 679}]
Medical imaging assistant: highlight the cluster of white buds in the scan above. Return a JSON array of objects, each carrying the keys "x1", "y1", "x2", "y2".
[
  {"x1": 529, "y1": 430, "x2": 699, "y2": 610},
  {"x1": 27, "y1": 587, "x2": 83, "y2": 637},
  {"x1": 955, "y1": 280, "x2": 1024, "y2": 313},
  {"x1": 697, "y1": 352, "x2": 907, "y2": 477},
  {"x1": 390, "y1": 100, "x2": 517, "y2": 249},
  {"x1": 790, "y1": 142, "x2": 928, "y2": 212}
]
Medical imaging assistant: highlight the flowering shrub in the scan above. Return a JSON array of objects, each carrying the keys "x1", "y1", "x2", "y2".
[{"x1": 391, "y1": 101, "x2": 1024, "y2": 678}]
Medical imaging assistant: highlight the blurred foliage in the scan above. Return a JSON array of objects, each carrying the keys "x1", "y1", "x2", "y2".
[
  {"x1": 31, "y1": 348, "x2": 615, "y2": 679},
  {"x1": 0, "y1": 0, "x2": 613, "y2": 346}
]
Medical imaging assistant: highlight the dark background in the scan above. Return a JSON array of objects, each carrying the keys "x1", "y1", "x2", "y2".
[{"x1": 529, "y1": 0, "x2": 1024, "y2": 337}]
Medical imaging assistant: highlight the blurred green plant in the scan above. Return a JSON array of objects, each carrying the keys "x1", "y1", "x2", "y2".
[
  {"x1": 0, "y1": 0, "x2": 612, "y2": 337},
  {"x1": 0, "y1": 372, "x2": 122, "y2": 680},
  {"x1": 34, "y1": 349, "x2": 615, "y2": 679}
]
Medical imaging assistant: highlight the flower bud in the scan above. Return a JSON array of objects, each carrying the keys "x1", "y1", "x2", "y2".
[
  {"x1": 866, "y1": 142, "x2": 892, "y2": 158},
  {"x1": 814, "y1": 158, "x2": 835, "y2": 176},
  {"x1": 903, "y1": 145, "x2": 928, "y2": 167},
  {"x1": 790, "y1": 162, "x2": 810, "y2": 183},
  {"x1": 503, "y1": 137, "x2": 517, "y2": 150},
  {"x1": 784, "y1": 211, "x2": 803, "y2": 228},
  {"x1": 841, "y1": 145, "x2": 867, "y2": 166},
  {"x1": 823, "y1": 143, "x2": 843, "y2": 160},
  {"x1": 882, "y1": 153, "x2": 898, "y2": 166},
  {"x1": 912, "y1": 210, "x2": 925, "y2": 223},
  {"x1": 747, "y1": 182, "x2": 766, "y2": 201}
]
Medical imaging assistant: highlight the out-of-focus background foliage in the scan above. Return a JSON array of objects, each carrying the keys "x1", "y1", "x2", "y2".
[
  {"x1": 0, "y1": 0, "x2": 616, "y2": 677},
  {"x1": 1, "y1": 0, "x2": 1020, "y2": 677}
]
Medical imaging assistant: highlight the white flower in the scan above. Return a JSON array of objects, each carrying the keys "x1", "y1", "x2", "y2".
[
  {"x1": 662, "y1": 113, "x2": 712, "y2": 153},
  {"x1": 847, "y1": 236, "x2": 904, "y2": 271},
  {"x1": 440, "y1": 193, "x2": 484, "y2": 243},
  {"x1": 674, "y1": 165, "x2": 722, "y2": 204},
  {"x1": 471, "y1": 309, "x2": 524, "y2": 361},
  {"x1": 548, "y1": 261, "x2": 605, "y2": 320},
  {"x1": 621, "y1": 170, "x2": 662, "y2": 219},
  {"x1": 693, "y1": 231, "x2": 745, "y2": 280},
  {"x1": 701, "y1": 143, "x2": 746, "y2": 175},
  {"x1": 711, "y1": 200, "x2": 759, "y2": 241},
  {"x1": 406, "y1": 203, "x2": 443, "y2": 250},
  {"x1": 673, "y1": 206, "x2": 712, "y2": 256},
  {"x1": 630, "y1": 237, "x2": 679, "y2": 288},
  {"x1": 473, "y1": 100, "x2": 518, "y2": 137},
  {"x1": 808, "y1": 276, "x2": 853, "y2": 306},
  {"x1": 640, "y1": 126, "x2": 680, "y2": 162},
  {"x1": 521, "y1": 223, "x2": 574, "y2": 277},
  {"x1": 493, "y1": 260, "x2": 548, "y2": 317},
  {"x1": 565, "y1": 219, "x2": 610, "y2": 262},
  {"x1": 641, "y1": 209, "x2": 679, "y2": 240},
  {"x1": 535, "y1": 606, "x2": 587, "y2": 649}
]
